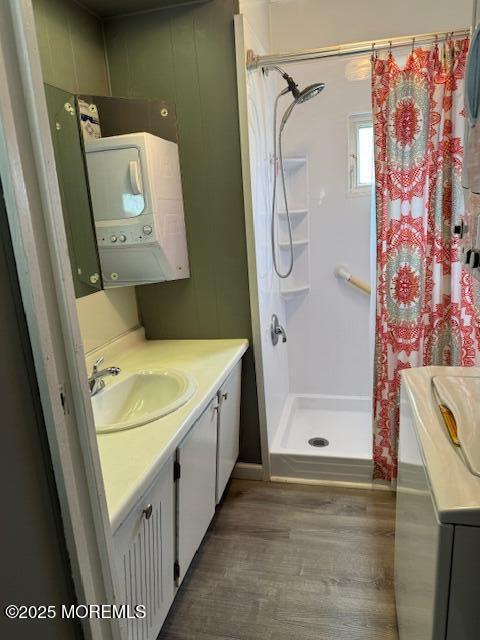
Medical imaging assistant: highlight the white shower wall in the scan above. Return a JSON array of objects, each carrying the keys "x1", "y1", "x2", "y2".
[
  {"x1": 239, "y1": 3, "x2": 290, "y2": 444},
  {"x1": 280, "y1": 56, "x2": 372, "y2": 396}
]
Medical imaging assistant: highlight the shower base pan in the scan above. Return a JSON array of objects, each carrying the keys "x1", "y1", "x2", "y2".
[{"x1": 270, "y1": 394, "x2": 373, "y2": 485}]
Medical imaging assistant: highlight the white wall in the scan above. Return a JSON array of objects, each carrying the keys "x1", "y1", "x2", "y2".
[
  {"x1": 240, "y1": 0, "x2": 272, "y2": 51},
  {"x1": 269, "y1": 0, "x2": 474, "y2": 52},
  {"x1": 240, "y1": 2, "x2": 291, "y2": 443},
  {"x1": 76, "y1": 288, "x2": 139, "y2": 353},
  {"x1": 281, "y1": 55, "x2": 372, "y2": 395}
]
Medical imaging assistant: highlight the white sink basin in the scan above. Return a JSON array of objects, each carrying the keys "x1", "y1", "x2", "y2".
[{"x1": 92, "y1": 368, "x2": 196, "y2": 433}]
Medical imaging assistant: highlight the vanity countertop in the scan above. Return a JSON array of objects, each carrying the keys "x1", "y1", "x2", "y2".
[{"x1": 86, "y1": 328, "x2": 248, "y2": 532}]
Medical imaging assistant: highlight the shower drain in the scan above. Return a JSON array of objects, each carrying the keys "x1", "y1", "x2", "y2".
[{"x1": 308, "y1": 437, "x2": 329, "y2": 448}]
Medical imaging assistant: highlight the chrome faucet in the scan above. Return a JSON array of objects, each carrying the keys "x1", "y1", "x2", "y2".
[
  {"x1": 270, "y1": 314, "x2": 287, "y2": 345},
  {"x1": 88, "y1": 357, "x2": 121, "y2": 397}
]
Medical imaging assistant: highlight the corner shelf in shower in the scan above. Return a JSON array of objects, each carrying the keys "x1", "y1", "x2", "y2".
[
  {"x1": 278, "y1": 155, "x2": 310, "y2": 300},
  {"x1": 282, "y1": 157, "x2": 307, "y2": 170},
  {"x1": 278, "y1": 239, "x2": 309, "y2": 249},
  {"x1": 277, "y1": 208, "x2": 308, "y2": 217},
  {"x1": 280, "y1": 285, "x2": 311, "y2": 298}
]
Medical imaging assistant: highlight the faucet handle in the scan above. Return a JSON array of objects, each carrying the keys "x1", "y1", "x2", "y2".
[
  {"x1": 92, "y1": 356, "x2": 104, "y2": 373},
  {"x1": 270, "y1": 314, "x2": 287, "y2": 345}
]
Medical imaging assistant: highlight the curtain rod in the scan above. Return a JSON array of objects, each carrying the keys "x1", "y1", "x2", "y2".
[{"x1": 246, "y1": 28, "x2": 471, "y2": 69}]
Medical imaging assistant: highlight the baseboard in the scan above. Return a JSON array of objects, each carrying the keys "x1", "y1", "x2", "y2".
[
  {"x1": 270, "y1": 475, "x2": 394, "y2": 492},
  {"x1": 232, "y1": 462, "x2": 264, "y2": 481}
]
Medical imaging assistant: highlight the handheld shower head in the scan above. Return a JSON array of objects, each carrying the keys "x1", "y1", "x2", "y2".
[
  {"x1": 279, "y1": 81, "x2": 325, "y2": 130},
  {"x1": 268, "y1": 69, "x2": 326, "y2": 279},
  {"x1": 296, "y1": 82, "x2": 326, "y2": 103}
]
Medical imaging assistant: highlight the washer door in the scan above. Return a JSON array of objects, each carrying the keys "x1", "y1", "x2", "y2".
[{"x1": 86, "y1": 146, "x2": 145, "y2": 220}]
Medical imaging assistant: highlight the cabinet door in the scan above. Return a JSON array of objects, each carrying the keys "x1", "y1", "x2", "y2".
[
  {"x1": 216, "y1": 361, "x2": 242, "y2": 504},
  {"x1": 113, "y1": 458, "x2": 175, "y2": 640},
  {"x1": 177, "y1": 399, "x2": 218, "y2": 584}
]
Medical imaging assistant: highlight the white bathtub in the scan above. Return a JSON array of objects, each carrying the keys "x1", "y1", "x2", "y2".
[{"x1": 269, "y1": 394, "x2": 374, "y2": 485}]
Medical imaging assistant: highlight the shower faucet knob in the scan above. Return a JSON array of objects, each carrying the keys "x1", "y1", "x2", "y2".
[{"x1": 270, "y1": 314, "x2": 287, "y2": 346}]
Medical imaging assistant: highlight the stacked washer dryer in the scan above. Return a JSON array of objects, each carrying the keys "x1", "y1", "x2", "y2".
[
  {"x1": 85, "y1": 132, "x2": 189, "y2": 287},
  {"x1": 396, "y1": 367, "x2": 480, "y2": 639}
]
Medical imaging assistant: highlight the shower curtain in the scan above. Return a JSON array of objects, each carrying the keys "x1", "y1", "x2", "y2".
[{"x1": 371, "y1": 37, "x2": 480, "y2": 482}]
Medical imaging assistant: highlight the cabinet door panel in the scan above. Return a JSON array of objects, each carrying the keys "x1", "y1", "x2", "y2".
[
  {"x1": 177, "y1": 399, "x2": 217, "y2": 584},
  {"x1": 216, "y1": 361, "x2": 242, "y2": 504},
  {"x1": 113, "y1": 458, "x2": 175, "y2": 640}
]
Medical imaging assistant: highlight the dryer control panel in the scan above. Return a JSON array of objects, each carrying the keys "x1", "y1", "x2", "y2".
[{"x1": 96, "y1": 219, "x2": 155, "y2": 247}]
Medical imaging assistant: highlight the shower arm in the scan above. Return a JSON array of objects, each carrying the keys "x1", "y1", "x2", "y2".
[{"x1": 263, "y1": 65, "x2": 300, "y2": 99}]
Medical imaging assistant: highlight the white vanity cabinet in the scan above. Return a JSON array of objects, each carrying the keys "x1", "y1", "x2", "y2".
[
  {"x1": 216, "y1": 360, "x2": 242, "y2": 504},
  {"x1": 110, "y1": 355, "x2": 244, "y2": 639},
  {"x1": 112, "y1": 458, "x2": 175, "y2": 640},
  {"x1": 176, "y1": 397, "x2": 218, "y2": 585}
]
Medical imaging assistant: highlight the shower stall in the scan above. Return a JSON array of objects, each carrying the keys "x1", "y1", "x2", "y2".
[
  {"x1": 235, "y1": 14, "x2": 374, "y2": 486},
  {"x1": 235, "y1": 2, "x2": 472, "y2": 487}
]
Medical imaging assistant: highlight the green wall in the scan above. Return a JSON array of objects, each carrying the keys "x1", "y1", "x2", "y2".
[
  {"x1": 104, "y1": 0, "x2": 261, "y2": 463},
  {"x1": 33, "y1": 0, "x2": 109, "y2": 95}
]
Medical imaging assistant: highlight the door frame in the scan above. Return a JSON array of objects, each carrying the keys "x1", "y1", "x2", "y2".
[{"x1": 0, "y1": 2, "x2": 120, "y2": 639}]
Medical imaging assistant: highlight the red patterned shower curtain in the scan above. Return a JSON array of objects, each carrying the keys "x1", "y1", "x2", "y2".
[{"x1": 371, "y1": 38, "x2": 480, "y2": 482}]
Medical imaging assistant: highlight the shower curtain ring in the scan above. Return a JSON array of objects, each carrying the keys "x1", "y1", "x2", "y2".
[
  {"x1": 371, "y1": 42, "x2": 376, "y2": 61},
  {"x1": 388, "y1": 41, "x2": 392, "y2": 56},
  {"x1": 411, "y1": 37, "x2": 415, "y2": 53}
]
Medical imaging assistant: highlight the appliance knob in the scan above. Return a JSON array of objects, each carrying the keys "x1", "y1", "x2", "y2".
[
  {"x1": 110, "y1": 235, "x2": 117, "y2": 243},
  {"x1": 119, "y1": 234, "x2": 127, "y2": 243},
  {"x1": 143, "y1": 225, "x2": 153, "y2": 235}
]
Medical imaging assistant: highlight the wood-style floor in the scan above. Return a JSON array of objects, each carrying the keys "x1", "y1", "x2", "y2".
[{"x1": 160, "y1": 480, "x2": 399, "y2": 640}]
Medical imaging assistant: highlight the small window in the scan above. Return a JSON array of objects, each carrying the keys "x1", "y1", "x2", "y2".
[{"x1": 348, "y1": 114, "x2": 374, "y2": 195}]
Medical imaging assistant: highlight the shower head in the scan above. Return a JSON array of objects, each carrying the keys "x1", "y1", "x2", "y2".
[
  {"x1": 264, "y1": 65, "x2": 325, "y2": 104},
  {"x1": 296, "y1": 82, "x2": 326, "y2": 103},
  {"x1": 279, "y1": 81, "x2": 325, "y2": 131},
  {"x1": 264, "y1": 65, "x2": 325, "y2": 131}
]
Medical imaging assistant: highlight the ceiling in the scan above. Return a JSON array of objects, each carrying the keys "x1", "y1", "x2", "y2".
[{"x1": 79, "y1": 0, "x2": 211, "y2": 19}]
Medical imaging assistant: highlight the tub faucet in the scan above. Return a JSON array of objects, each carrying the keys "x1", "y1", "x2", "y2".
[
  {"x1": 88, "y1": 356, "x2": 121, "y2": 397},
  {"x1": 270, "y1": 314, "x2": 287, "y2": 345}
]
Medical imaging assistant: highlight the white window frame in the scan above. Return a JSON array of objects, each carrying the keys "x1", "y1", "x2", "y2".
[{"x1": 348, "y1": 113, "x2": 374, "y2": 197}]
